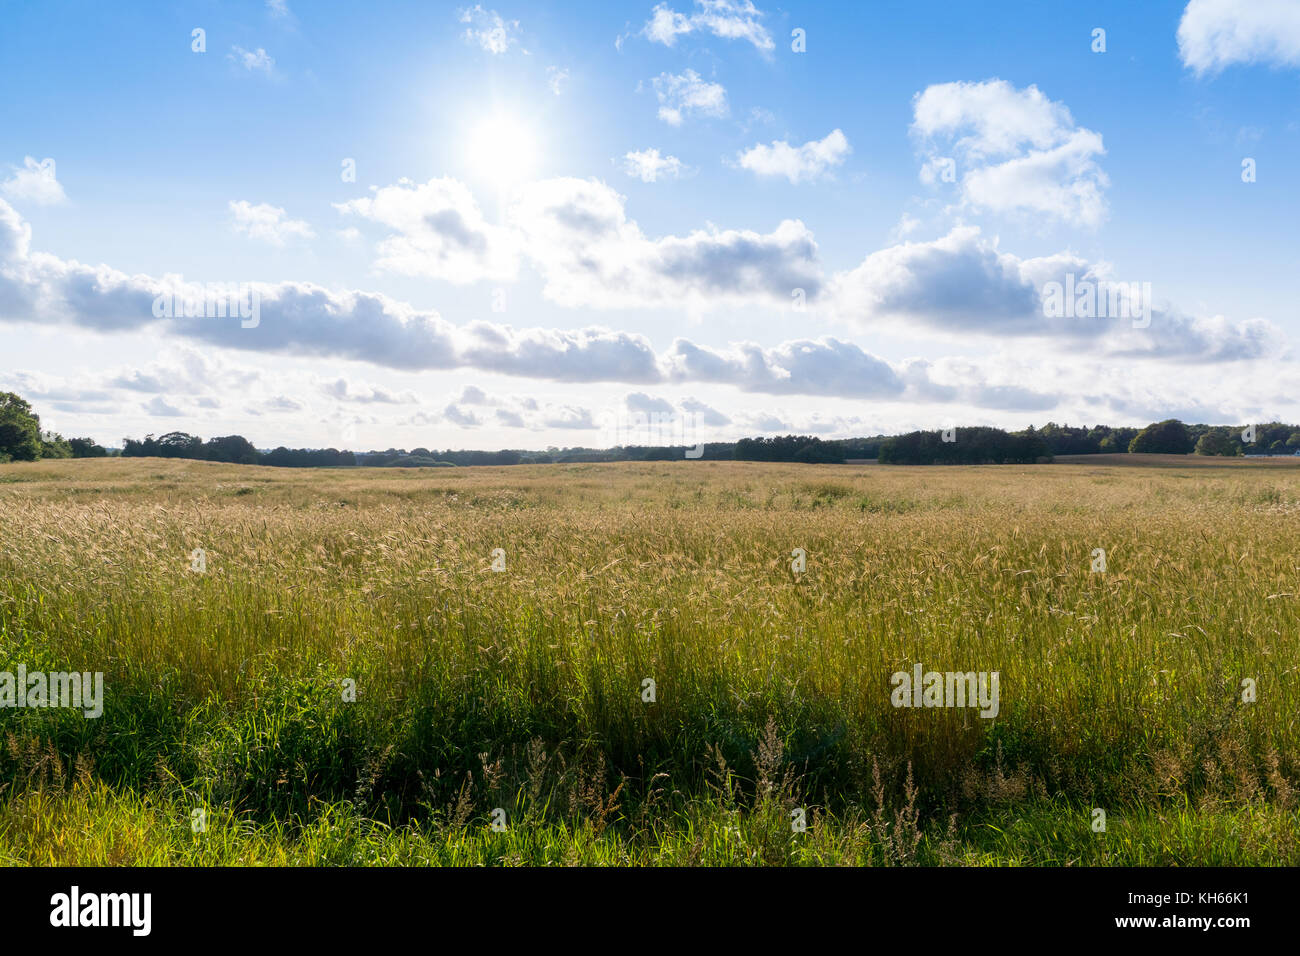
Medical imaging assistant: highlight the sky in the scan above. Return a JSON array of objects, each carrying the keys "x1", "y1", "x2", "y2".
[{"x1": 1, "y1": 0, "x2": 1298, "y2": 451}]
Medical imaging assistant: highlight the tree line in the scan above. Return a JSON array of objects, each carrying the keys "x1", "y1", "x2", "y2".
[{"x1": 3, "y1": 390, "x2": 1298, "y2": 467}]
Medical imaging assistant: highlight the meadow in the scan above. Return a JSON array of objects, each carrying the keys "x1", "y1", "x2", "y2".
[{"x1": 0, "y1": 456, "x2": 1297, "y2": 865}]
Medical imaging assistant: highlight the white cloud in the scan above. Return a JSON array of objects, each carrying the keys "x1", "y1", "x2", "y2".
[
  {"x1": 1178, "y1": 0, "x2": 1300, "y2": 74},
  {"x1": 735, "y1": 129, "x2": 850, "y2": 184},
  {"x1": 680, "y1": 397, "x2": 730, "y2": 426},
  {"x1": 264, "y1": 395, "x2": 304, "y2": 412},
  {"x1": 829, "y1": 225, "x2": 1278, "y2": 361},
  {"x1": 509, "y1": 177, "x2": 822, "y2": 309},
  {"x1": 911, "y1": 79, "x2": 1108, "y2": 227},
  {"x1": 143, "y1": 396, "x2": 184, "y2": 417},
  {"x1": 623, "y1": 148, "x2": 685, "y2": 182},
  {"x1": 229, "y1": 201, "x2": 315, "y2": 245},
  {"x1": 666, "y1": 337, "x2": 905, "y2": 397},
  {"x1": 652, "y1": 69, "x2": 728, "y2": 125},
  {"x1": 644, "y1": 1, "x2": 773, "y2": 53},
  {"x1": 546, "y1": 66, "x2": 569, "y2": 94},
  {"x1": 460, "y1": 5, "x2": 520, "y2": 54},
  {"x1": 1, "y1": 157, "x2": 66, "y2": 206},
  {"x1": 320, "y1": 378, "x2": 417, "y2": 404},
  {"x1": 625, "y1": 391, "x2": 675, "y2": 415},
  {"x1": 335, "y1": 178, "x2": 518, "y2": 282},
  {"x1": 542, "y1": 406, "x2": 598, "y2": 429},
  {"x1": 0, "y1": 197, "x2": 1280, "y2": 415},
  {"x1": 443, "y1": 402, "x2": 481, "y2": 427},
  {"x1": 267, "y1": 0, "x2": 291, "y2": 18},
  {"x1": 228, "y1": 46, "x2": 275, "y2": 74}
]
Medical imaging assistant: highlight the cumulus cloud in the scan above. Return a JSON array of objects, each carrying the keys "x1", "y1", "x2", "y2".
[
  {"x1": 510, "y1": 177, "x2": 822, "y2": 309},
  {"x1": 623, "y1": 148, "x2": 686, "y2": 182},
  {"x1": 625, "y1": 391, "x2": 675, "y2": 415},
  {"x1": 543, "y1": 406, "x2": 598, "y2": 429},
  {"x1": 321, "y1": 377, "x2": 416, "y2": 404},
  {"x1": 106, "y1": 349, "x2": 257, "y2": 403},
  {"x1": 264, "y1": 395, "x2": 304, "y2": 412},
  {"x1": 457, "y1": 322, "x2": 662, "y2": 382},
  {"x1": 1, "y1": 157, "x2": 66, "y2": 206},
  {"x1": 337, "y1": 174, "x2": 821, "y2": 310},
  {"x1": 229, "y1": 201, "x2": 315, "y2": 245},
  {"x1": 680, "y1": 397, "x2": 730, "y2": 426},
  {"x1": 442, "y1": 402, "x2": 481, "y2": 427},
  {"x1": 143, "y1": 396, "x2": 184, "y2": 417},
  {"x1": 0, "y1": 198, "x2": 1278, "y2": 414},
  {"x1": 897, "y1": 358, "x2": 1061, "y2": 411},
  {"x1": 652, "y1": 69, "x2": 728, "y2": 125},
  {"x1": 336, "y1": 178, "x2": 517, "y2": 282},
  {"x1": 911, "y1": 79, "x2": 1108, "y2": 227},
  {"x1": 460, "y1": 6, "x2": 520, "y2": 54},
  {"x1": 228, "y1": 46, "x2": 275, "y2": 74},
  {"x1": 0, "y1": 370, "x2": 112, "y2": 407},
  {"x1": 735, "y1": 129, "x2": 850, "y2": 184},
  {"x1": 666, "y1": 337, "x2": 905, "y2": 397},
  {"x1": 644, "y1": 1, "x2": 773, "y2": 53},
  {"x1": 829, "y1": 225, "x2": 1280, "y2": 361},
  {"x1": 1177, "y1": 0, "x2": 1300, "y2": 74}
]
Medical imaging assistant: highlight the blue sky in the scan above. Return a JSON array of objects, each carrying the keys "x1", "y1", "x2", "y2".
[{"x1": 2, "y1": 0, "x2": 1298, "y2": 449}]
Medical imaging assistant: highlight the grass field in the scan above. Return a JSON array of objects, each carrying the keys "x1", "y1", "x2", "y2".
[{"x1": 1, "y1": 456, "x2": 1298, "y2": 865}]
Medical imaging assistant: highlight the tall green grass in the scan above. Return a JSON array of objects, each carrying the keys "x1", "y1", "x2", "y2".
[{"x1": 1, "y1": 457, "x2": 1297, "y2": 864}]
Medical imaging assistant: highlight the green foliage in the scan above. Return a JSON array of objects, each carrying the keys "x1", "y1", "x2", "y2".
[
  {"x1": 733, "y1": 435, "x2": 843, "y2": 463},
  {"x1": 1128, "y1": 419, "x2": 1193, "y2": 454},
  {"x1": 879, "y1": 427, "x2": 1051, "y2": 464},
  {"x1": 0, "y1": 392, "x2": 43, "y2": 463},
  {"x1": 68, "y1": 437, "x2": 108, "y2": 458},
  {"x1": 203, "y1": 435, "x2": 260, "y2": 464},
  {"x1": 1194, "y1": 427, "x2": 1242, "y2": 457},
  {"x1": 39, "y1": 432, "x2": 72, "y2": 459}
]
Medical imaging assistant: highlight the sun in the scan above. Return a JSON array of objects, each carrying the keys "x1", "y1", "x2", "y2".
[{"x1": 465, "y1": 112, "x2": 539, "y2": 187}]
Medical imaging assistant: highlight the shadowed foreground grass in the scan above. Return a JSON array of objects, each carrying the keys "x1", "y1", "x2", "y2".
[{"x1": 1, "y1": 457, "x2": 1298, "y2": 865}]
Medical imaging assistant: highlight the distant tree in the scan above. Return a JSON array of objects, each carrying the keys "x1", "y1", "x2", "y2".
[
  {"x1": 203, "y1": 435, "x2": 260, "y2": 464},
  {"x1": 68, "y1": 437, "x2": 108, "y2": 458},
  {"x1": 0, "y1": 392, "x2": 44, "y2": 463},
  {"x1": 154, "y1": 431, "x2": 203, "y2": 458},
  {"x1": 1128, "y1": 420, "x2": 1193, "y2": 455},
  {"x1": 734, "y1": 435, "x2": 843, "y2": 464},
  {"x1": 39, "y1": 432, "x2": 73, "y2": 459},
  {"x1": 1194, "y1": 427, "x2": 1240, "y2": 457},
  {"x1": 1035, "y1": 422, "x2": 1101, "y2": 455},
  {"x1": 879, "y1": 427, "x2": 1050, "y2": 465}
]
